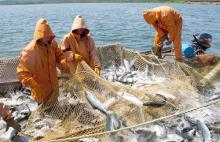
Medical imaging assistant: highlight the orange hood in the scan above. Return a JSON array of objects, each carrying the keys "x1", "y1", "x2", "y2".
[
  {"x1": 34, "y1": 18, "x2": 55, "y2": 41},
  {"x1": 71, "y1": 15, "x2": 89, "y2": 34},
  {"x1": 143, "y1": 9, "x2": 158, "y2": 25}
]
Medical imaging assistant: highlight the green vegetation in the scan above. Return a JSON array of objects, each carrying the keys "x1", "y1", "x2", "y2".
[{"x1": 0, "y1": 0, "x2": 185, "y2": 5}]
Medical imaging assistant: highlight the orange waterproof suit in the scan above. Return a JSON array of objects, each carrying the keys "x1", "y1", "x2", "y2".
[
  {"x1": 59, "y1": 16, "x2": 101, "y2": 74},
  {"x1": 143, "y1": 6, "x2": 183, "y2": 59},
  {"x1": 17, "y1": 18, "x2": 66, "y2": 103}
]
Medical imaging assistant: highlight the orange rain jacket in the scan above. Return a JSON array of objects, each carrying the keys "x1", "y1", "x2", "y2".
[
  {"x1": 143, "y1": 6, "x2": 183, "y2": 59},
  {"x1": 0, "y1": 102, "x2": 13, "y2": 121},
  {"x1": 17, "y1": 18, "x2": 66, "y2": 103},
  {"x1": 59, "y1": 16, "x2": 101, "y2": 74}
]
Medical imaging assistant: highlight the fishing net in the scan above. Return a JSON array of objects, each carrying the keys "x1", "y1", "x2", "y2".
[
  {"x1": 19, "y1": 44, "x2": 205, "y2": 142},
  {"x1": 0, "y1": 44, "x2": 219, "y2": 142},
  {"x1": 0, "y1": 57, "x2": 21, "y2": 95}
]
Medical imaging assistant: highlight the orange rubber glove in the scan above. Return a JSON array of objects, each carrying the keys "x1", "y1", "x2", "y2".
[
  {"x1": 94, "y1": 67, "x2": 101, "y2": 75},
  {"x1": 60, "y1": 58, "x2": 67, "y2": 64},
  {"x1": 74, "y1": 54, "x2": 83, "y2": 62}
]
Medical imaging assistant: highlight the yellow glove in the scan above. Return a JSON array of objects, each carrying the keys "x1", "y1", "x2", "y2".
[
  {"x1": 60, "y1": 58, "x2": 67, "y2": 64},
  {"x1": 94, "y1": 67, "x2": 101, "y2": 75},
  {"x1": 74, "y1": 54, "x2": 83, "y2": 62}
]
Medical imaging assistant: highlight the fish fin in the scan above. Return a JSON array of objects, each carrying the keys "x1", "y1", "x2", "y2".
[
  {"x1": 85, "y1": 91, "x2": 108, "y2": 115},
  {"x1": 106, "y1": 112, "x2": 127, "y2": 132},
  {"x1": 155, "y1": 93, "x2": 167, "y2": 101},
  {"x1": 6, "y1": 124, "x2": 9, "y2": 132},
  {"x1": 130, "y1": 58, "x2": 136, "y2": 68}
]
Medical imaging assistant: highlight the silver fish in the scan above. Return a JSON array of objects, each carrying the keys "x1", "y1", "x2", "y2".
[
  {"x1": 0, "y1": 120, "x2": 16, "y2": 141},
  {"x1": 85, "y1": 93, "x2": 158, "y2": 142},
  {"x1": 196, "y1": 119, "x2": 211, "y2": 142},
  {"x1": 124, "y1": 59, "x2": 130, "y2": 72},
  {"x1": 123, "y1": 59, "x2": 136, "y2": 72},
  {"x1": 147, "y1": 124, "x2": 167, "y2": 138},
  {"x1": 107, "y1": 74, "x2": 116, "y2": 82},
  {"x1": 208, "y1": 123, "x2": 220, "y2": 132},
  {"x1": 118, "y1": 76, "x2": 135, "y2": 84},
  {"x1": 117, "y1": 92, "x2": 143, "y2": 106},
  {"x1": 186, "y1": 128, "x2": 196, "y2": 140},
  {"x1": 84, "y1": 92, "x2": 127, "y2": 132},
  {"x1": 106, "y1": 113, "x2": 137, "y2": 142},
  {"x1": 159, "y1": 133, "x2": 184, "y2": 142},
  {"x1": 106, "y1": 112, "x2": 127, "y2": 132},
  {"x1": 85, "y1": 91, "x2": 107, "y2": 115},
  {"x1": 0, "y1": 120, "x2": 7, "y2": 136},
  {"x1": 176, "y1": 127, "x2": 196, "y2": 141},
  {"x1": 118, "y1": 92, "x2": 166, "y2": 108},
  {"x1": 135, "y1": 128, "x2": 157, "y2": 142},
  {"x1": 117, "y1": 71, "x2": 137, "y2": 84},
  {"x1": 143, "y1": 93, "x2": 167, "y2": 108}
]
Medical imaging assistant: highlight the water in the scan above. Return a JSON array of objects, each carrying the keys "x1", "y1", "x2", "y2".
[{"x1": 0, "y1": 3, "x2": 220, "y2": 57}]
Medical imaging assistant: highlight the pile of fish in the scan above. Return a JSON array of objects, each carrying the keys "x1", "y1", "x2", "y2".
[
  {"x1": 0, "y1": 89, "x2": 105, "y2": 142},
  {"x1": 0, "y1": 58, "x2": 220, "y2": 142},
  {"x1": 99, "y1": 59, "x2": 220, "y2": 142},
  {"x1": 101, "y1": 59, "x2": 165, "y2": 88},
  {"x1": 85, "y1": 89, "x2": 220, "y2": 142},
  {"x1": 0, "y1": 88, "x2": 38, "y2": 142}
]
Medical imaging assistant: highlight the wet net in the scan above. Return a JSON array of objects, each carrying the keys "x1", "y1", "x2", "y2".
[
  {"x1": 0, "y1": 57, "x2": 21, "y2": 95},
  {"x1": 0, "y1": 44, "x2": 220, "y2": 142}
]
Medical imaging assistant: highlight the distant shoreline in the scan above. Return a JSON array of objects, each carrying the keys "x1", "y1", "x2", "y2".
[
  {"x1": 185, "y1": 2, "x2": 220, "y2": 5},
  {"x1": 0, "y1": 0, "x2": 220, "y2": 5},
  {"x1": 185, "y1": 0, "x2": 220, "y2": 4},
  {"x1": 0, "y1": 1, "x2": 184, "y2": 5}
]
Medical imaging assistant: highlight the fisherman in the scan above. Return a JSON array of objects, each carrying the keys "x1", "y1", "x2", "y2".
[
  {"x1": 17, "y1": 18, "x2": 72, "y2": 104},
  {"x1": 182, "y1": 33, "x2": 216, "y2": 65},
  {"x1": 59, "y1": 15, "x2": 101, "y2": 75},
  {"x1": 0, "y1": 102, "x2": 21, "y2": 132},
  {"x1": 143, "y1": 6, "x2": 183, "y2": 60}
]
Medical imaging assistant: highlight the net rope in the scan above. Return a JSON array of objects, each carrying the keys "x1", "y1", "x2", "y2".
[{"x1": 48, "y1": 97, "x2": 220, "y2": 142}]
